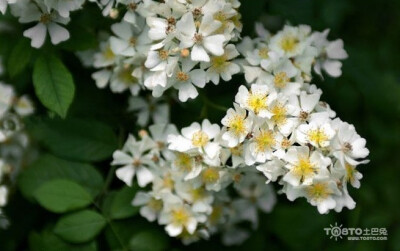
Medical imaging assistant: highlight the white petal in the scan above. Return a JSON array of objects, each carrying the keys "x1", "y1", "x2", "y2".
[
  {"x1": 136, "y1": 167, "x2": 154, "y2": 187},
  {"x1": 48, "y1": 23, "x2": 70, "y2": 45},
  {"x1": 203, "y1": 35, "x2": 225, "y2": 56},
  {"x1": 165, "y1": 223, "x2": 183, "y2": 237},
  {"x1": 23, "y1": 23, "x2": 47, "y2": 48},
  {"x1": 191, "y1": 45, "x2": 210, "y2": 62},
  {"x1": 116, "y1": 165, "x2": 135, "y2": 186}
]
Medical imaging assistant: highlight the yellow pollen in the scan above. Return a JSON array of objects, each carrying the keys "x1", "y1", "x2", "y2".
[
  {"x1": 293, "y1": 157, "x2": 316, "y2": 183},
  {"x1": 214, "y1": 11, "x2": 228, "y2": 33},
  {"x1": 176, "y1": 71, "x2": 190, "y2": 82},
  {"x1": 119, "y1": 66, "x2": 138, "y2": 85},
  {"x1": 211, "y1": 54, "x2": 228, "y2": 73},
  {"x1": 271, "y1": 103, "x2": 287, "y2": 125},
  {"x1": 172, "y1": 208, "x2": 190, "y2": 225},
  {"x1": 191, "y1": 131, "x2": 209, "y2": 147},
  {"x1": 228, "y1": 115, "x2": 246, "y2": 136},
  {"x1": 174, "y1": 153, "x2": 193, "y2": 172},
  {"x1": 247, "y1": 92, "x2": 268, "y2": 114},
  {"x1": 163, "y1": 174, "x2": 174, "y2": 189},
  {"x1": 345, "y1": 163, "x2": 355, "y2": 183},
  {"x1": 307, "y1": 128, "x2": 328, "y2": 146},
  {"x1": 307, "y1": 183, "x2": 331, "y2": 201},
  {"x1": 258, "y1": 48, "x2": 269, "y2": 59},
  {"x1": 148, "y1": 198, "x2": 163, "y2": 211},
  {"x1": 158, "y1": 50, "x2": 169, "y2": 60},
  {"x1": 191, "y1": 187, "x2": 206, "y2": 200},
  {"x1": 103, "y1": 45, "x2": 115, "y2": 60},
  {"x1": 254, "y1": 130, "x2": 275, "y2": 152},
  {"x1": 129, "y1": 37, "x2": 137, "y2": 46},
  {"x1": 40, "y1": 13, "x2": 52, "y2": 24},
  {"x1": 274, "y1": 72, "x2": 290, "y2": 88},
  {"x1": 202, "y1": 168, "x2": 220, "y2": 184},
  {"x1": 280, "y1": 36, "x2": 299, "y2": 53},
  {"x1": 281, "y1": 138, "x2": 291, "y2": 149},
  {"x1": 230, "y1": 145, "x2": 243, "y2": 156}
]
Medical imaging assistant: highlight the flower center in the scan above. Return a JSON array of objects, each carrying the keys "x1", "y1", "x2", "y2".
[
  {"x1": 307, "y1": 183, "x2": 331, "y2": 201},
  {"x1": 211, "y1": 54, "x2": 228, "y2": 73},
  {"x1": 299, "y1": 111, "x2": 309, "y2": 121},
  {"x1": 176, "y1": 71, "x2": 190, "y2": 82},
  {"x1": 307, "y1": 128, "x2": 328, "y2": 147},
  {"x1": 148, "y1": 198, "x2": 163, "y2": 211},
  {"x1": 345, "y1": 163, "x2": 355, "y2": 183},
  {"x1": 343, "y1": 142, "x2": 353, "y2": 152},
  {"x1": 280, "y1": 35, "x2": 299, "y2": 53},
  {"x1": 202, "y1": 168, "x2": 220, "y2": 184},
  {"x1": 228, "y1": 115, "x2": 246, "y2": 136},
  {"x1": 274, "y1": 72, "x2": 290, "y2": 88},
  {"x1": 258, "y1": 48, "x2": 269, "y2": 59},
  {"x1": 158, "y1": 50, "x2": 169, "y2": 60},
  {"x1": 40, "y1": 13, "x2": 52, "y2": 24},
  {"x1": 271, "y1": 103, "x2": 287, "y2": 125},
  {"x1": 191, "y1": 130, "x2": 209, "y2": 147},
  {"x1": 293, "y1": 157, "x2": 316, "y2": 183},
  {"x1": 119, "y1": 66, "x2": 138, "y2": 84},
  {"x1": 132, "y1": 159, "x2": 141, "y2": 167},
  {"x1": 129, "y1": 37, "x2": 137, "y2": 46},
  {"x1": 247, "y1": 92, "x2": 268, "y2": 114},
  {"x1": 174, "y1": 153, "x2": 193, "y2": 172},
  {"x1": 172, "y1": 208, "x2": 190, "y2": 225},
  {"x1": 193, "y1": 33, "x2": 203, "y2": 44},
  {"x1": 254, "y1": 130, "x2": 275, "y2": 152}
]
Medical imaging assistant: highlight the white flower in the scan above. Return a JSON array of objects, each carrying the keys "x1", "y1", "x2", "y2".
[
  {"x1": 177, "y1": 12, "x2": 226, "y2": 62},
  {"x1": 289, "y1": 91, "x2": 329, "y2": 123},
  {"x1": 110, "y1": 63, "x2": 143, "y2": 95},
  {"x1": 235, "y1": 84, "x2": 276, "y2": 118},
  {"x1": 286, "y1": 178, "x2": 340, "y2": 214},
  {"x1": 109, "y1": 19, "x2": 151, "y2": 57},
  {"x1": 112, "y1": 135, "x2": 156, "y2": 187},
  {"x1": 14, "y1": 96, "x2": 34, "y2": 117},
  {"x1": 202, "y1": 44, "x2": 240, "y2": 85},
  {"x1": 244, "y1": 123, "x2": 277, "y2": 165},
  {"x1": 168, "y1": 119, "x2": 221, "y2": 159},
  {"x1": 20, "y1": 3, "x2": 70, "y2": 48},
  {"x1": 159, "y1": 194, "x2": 206, "y2": 237},
  {"x1": 312, "y1": 29, "x2": 348, "y2": 78},
  {"x1": 175, "y1": 182, "x2": 214, "y2": 213},
  {"x1": 282, "y1": 146, "x2": 331, "y2": 186},
  {"x1": 267, "y1": 94, "x2": 298, "y2": 136},
  {"x1": 128, "y1": 96, "x2": 170, "y2": 126},
  {"x1": 296, "y1": 119, "x2": 335, "y2": 148},
  {"x1": 269, "y1": 25, "x2": 311, "y2": 58},
  {"x1": 132, "y1": 191, "x2": 163, "y2": 221},
  {"x1": 170, "y1": 61, "x2": 206, "y2": 102},
  {"x1": 0, "y1": 83, "x2": 14, "y2": 118},
  {"x1": 221, "y1": 103, "x2": 253, "y2": 147},
  {"x1": 330, "y1": 119, "x2": 369, "y2": 166},
  {"x1": 0, "y1": 186, "x2": 8, "y2": 207}
]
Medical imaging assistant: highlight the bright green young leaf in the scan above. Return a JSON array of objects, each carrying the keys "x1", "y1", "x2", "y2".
[
  {"x1": 7, "y1": 38, "x2": 33, "y2": 78},
  {"x1": 18, "y1": 154, "x2": 104, "y2": 200},
  {"x1": 110, "y1": 186, "x2": 139, "y2": 220},
  {"x1": 33, "y1": 54, "x2": 75, "y2": 118},
  {"x1": 54, "y1": 210, "x2": 106, "y2": 244},
  {"x1": 27, "y1": 117, "x2": 118, "y2": 162},
  {"x1": 34, "y1": 179, "x2": 92, "y2": 213},
  {"x1": 129, "y1": 230, "x2": 170, "y2": 251}
]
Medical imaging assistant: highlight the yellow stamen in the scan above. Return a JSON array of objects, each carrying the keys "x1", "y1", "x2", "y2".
[{"x1": 191, "y1": 131, "x2": 209, "y2": 147}]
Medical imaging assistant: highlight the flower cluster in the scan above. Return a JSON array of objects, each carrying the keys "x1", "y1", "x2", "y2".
[
  {"x1": 112, "y1": 124, "x2": 276, "y2": 245},
  {"x1": 0, "y1": 82, "x2": 34, "y2": 227},
  {"x1": 89, "y1": 0, "x2": 242, "y2": 102}
]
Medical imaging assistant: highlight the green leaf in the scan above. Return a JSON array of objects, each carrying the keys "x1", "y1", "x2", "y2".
[
  {"x1": 7, "y1": 38, "x2": 33, "y2": 78},
  {"x1": 18, "y1": 154, "x2": 104, "y2": 200},
  {"x1": 129, "y1": 230, "x2": 169, "y2": 251},
  {"x1": 33, "y1": 54, "x2": 75, "y2": 118},
  {"x1": 54, "y1": 210, "x2": 106, "y2": 244},
  {"x1": 29, "y1": 230, "x2": 98, "y2": 251},
  {"x1": 27, "y1": 117, "x2": 118, "y2": 162},
  {"x1": 109, "y1": 186, "x2": 139, "y2": 220},
  {"x1": 34, "y1": 179, "x2": 92, "y2": 213}
]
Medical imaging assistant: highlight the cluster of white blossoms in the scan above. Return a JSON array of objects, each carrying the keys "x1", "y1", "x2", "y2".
[
  {"x1": 112, "y1": 124, "x2": 277, "y2": 245},
  {"x1": 89, "y1": 0, "x2": 242, "y2": 102},
  {"x1": 0, "y1": 82, "x2": 35, "y2": 227}
]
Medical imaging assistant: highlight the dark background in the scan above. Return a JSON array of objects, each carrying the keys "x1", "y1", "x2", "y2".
[{"x1": 0, "y1": 0, "x2": 399, "y2": 250}]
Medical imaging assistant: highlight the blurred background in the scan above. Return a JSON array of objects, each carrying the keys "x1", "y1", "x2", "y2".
[{"x1": 0, "y1": 0, "x2": 399, "y2": 250}]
